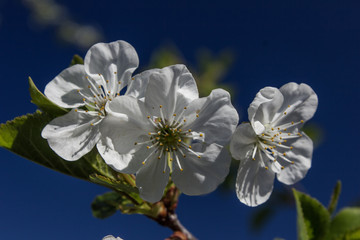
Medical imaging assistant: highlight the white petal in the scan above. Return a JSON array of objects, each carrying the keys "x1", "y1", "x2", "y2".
[
  {"x1": 102, "y1": 235, "x2": 123, "y2": 240},
  {"x1": 105, "y1": 96, "x2": 150, "y2": 130},
  {"x1": 41, "y1": 110, "x2": 100, "y2": 160},
  {"x1": 144, "y1": 64, "x2": 199, "y2": 119},
  {"x1": 253, "y1": 121, "x2": 265, "y2": 135},
  {"x1": 236, "y1": 153, "x2": 275, "y2": 207},
  {"x1": 136, "y1": 152, "x2": 170, "y2": 203},
  {"x1": 248, "y1": 87, "x2": 284, "y2": 125},
  {"x1": 84, "y1": 40, "x2": 139, "y2": 92},
  {"x1": 44, "y1": 64, "x2": 90, "y2": 108},
  {"x1": 96, "y1": 140, "x2": 143, "y2": 174},
  {"x1": 184, "y1": 89, "x2": 239, "y2": 146},
  {"x1": 273, "y1": 82, "x2": 318, "y2": 126},
  {"x1": 230, "y1": 123, "x2": 257, "y2": 161},
  {"x1": 98, "y1": 115, "x2": 146, "y2": 158},
  {"x1": 277, "y1": 132, "x2": 313, "y2": 185},
  {"x1": 171, "y1": 143, "x2": 231, "y2": 196},
  {"x1": 125, "y1": 68, "x2": 161, "y2": 99}
]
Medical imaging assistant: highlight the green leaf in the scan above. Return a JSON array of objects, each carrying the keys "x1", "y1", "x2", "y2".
[
  {"x1": 0, "y1": 111, "x2": 117, "y2": 182},
  {"x1": 91, "y1": 191, "x2": 154, "y2": 219},
  {"x1": 293, "y1": 188, "x2": 331, "y2": 240},
  {"x1": 329, "y1": 207, "x2": 360, "y2": 239},
  {"x1": 70, "y1": 54, "x2": 84, "y2": 66},
  {"x1": 29, "y1": 77, "x2": 68, "y2": 117},
  {"x1": 328, "y1": 181, "x2": 342, "y2": 215}
]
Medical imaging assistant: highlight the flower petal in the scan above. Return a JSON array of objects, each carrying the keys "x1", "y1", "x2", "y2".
[
  {"x1": 276, "y1": 132, "x2": 313, "y2": 185},
  {"x1": 41, "y1": 110, "x2": 100, "y2": 160},
  {"x1": 96, "y1": 140, "x2": 143, "y2": 174},
  {"x1": 184, "y1": 89, "x2": 239, "y2": 146},
  {"x1": 171, "y1": 143, "x2": 231, "y2": 196},
  {"x1": 230, "y1": 123, "x2": 257, "y2": 161},
  {"x1": 44, "y1": 64, "x2": 90, "y2": 108},
  {"x1": 84, "y1": 40, "x2": 139, "y2": 92},
  {"x1": 98, "y1": 114, "x2": 146, "y2": 158},
  {"x1": 136, "y1": 152, "x2": 170, "y2": 203},
  {"x1": 273, "y1": 82, "x2": 318, "y2": 126},
  {"x1": 248, "y1": 87, "x2": 284, "y2": 125},
  {"x1": 144, "y1": 64, "x2": 199, "y2": 119},
  {"x1": 236, "y1": 152, "x2": 275, "y2": 207},
  {"x1": 125, "y1": 68, "x2": 161, "y2": 99}
]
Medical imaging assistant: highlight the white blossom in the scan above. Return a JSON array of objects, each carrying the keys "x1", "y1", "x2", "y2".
[
  {"x1": 230, "y1": 83, "x2": 318, "y2": 206},
  {"x1": 98, "y1": 64, "x2": 239, "y2": 202},
  {"x1": 41, "y1": 40, "x2": 151, "y2": 160},
  {"x1": 102, "y1": 235, "x2": 123, "y2": 240}
]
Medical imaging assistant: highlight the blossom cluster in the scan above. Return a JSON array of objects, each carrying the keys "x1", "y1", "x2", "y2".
[{"x1": 42, "y1": 40, "x2": 318, "y2": 206}]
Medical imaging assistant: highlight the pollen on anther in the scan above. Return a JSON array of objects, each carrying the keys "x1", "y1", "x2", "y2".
[
  {"x1": 252, "y1": 158, "x2": 255, "y2": 161},
  {"x1": 284, "y1": 112, "x2": 287, "y2": 115},
  {"x1": 271, "y1": 128, "x2": 274, "y2": 131},
  {"x1": 200, "y1": 133, "x2": 203, "y2": 137},
  {"x1": 148, "y1": 132, "x2": 152, "y2": 135},
  {"x1": 183, "y1": 119, "x2": 187, "y2": 122},
  {"x1": 75, "y1": 109, "x2": 78, "y2": 112},
  {"x1": 77, "y1": 89, "x2": 80, "y2": 93},
  {"x1": 301, "y1": 120, "x2": 304, "y2": 123},
  {"x1": 265, "y1": 166, "x2": 269, "y2": 170},
  {"x1": 196, "y1": 114, "x2": 199, "y2": 118},
  {"x1": 288, "y1": 105, "x2": 291, "y2": 108},
  {"x1": 183, "y1": 154, "x2": 186, "y2": 158},
  {"x1": 291, "y1": 161, "x2": 295, "y2": 164},
  {"x1": 106, "y1": 80, "x2": 109, "y2": 83},
  {"x1": 188, "y1": 129, "x2": 192, "y2": 132},
  {"x1": 158, "y1": 156, "x2": 161, "y2": 159},
  {"x1": 184, "y1": 107, "x2": 187, "y2": 110},
  {"x1": 147, "y1": 116, "x2": 150, "y2": 119},
  {"x1": 197, "y1": 156, "x2": 201, "y2": 159},
  {"x1": 281, "y1": 166, "x2": 285, "y2": 170},
  {"x1": 159, "y1": 105, "x2": 163, "y2": 108},
  {"x1": 188, "y1": 145, "x2": 192, "y2": 149},
  {"x1": 180, "y1": 168, "x2": 184, "y2": 171},
  {"x1": 90, "y1": 123, "x2": 94, "y2": 126},
  {"x1": 134, "y1": 142, "x2": 138, "y2": 145},
  {"x1": 178, "y1": 139, "x2": 182, "y2": 142},
  {"x1": 290, "y1": 146, "x2": 293, "y2": 150},
  {"x1": 283, "y1": 153, "x2": 286, "y2": 156},
  {"x1": 98, "y1": 113, "x2": 101, "y2": 116},
  {"x1": 142, "y1": 161, "x2": 145, "y2": 165},
  {"x1": 173, "y1": 113, "x2": 177, "y2": 116},
  {"x1": 114, "y1": 72, "x2": 117, "y2": 74},
  {"x1": 131, "y1": 77, "x2": 135, "y2": 80},
  {"x1": 82, "y1": 98, "x2": 86, "y2": 101},
  {"x1": 146, "y1": 146, "x2": 150, "y2": 149},
  {"x1": 291, "y1": 121, "x2": 294, "y2": 125}
]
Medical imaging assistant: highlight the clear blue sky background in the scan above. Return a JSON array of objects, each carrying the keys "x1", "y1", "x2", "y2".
[{"x1": 1, "y1": 0, "x2": 360, "y2": 239}]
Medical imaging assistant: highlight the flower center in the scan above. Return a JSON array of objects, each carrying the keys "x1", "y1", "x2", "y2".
[
  {"x1": 74, "y1": 72, "x2": 131, "y2": 127},
  {"x1": 252, "y1": 118, "x2": 305, "y2": 171},
  {"x1": 135, "y1": 105, "x2": 204, "y2": 173}
]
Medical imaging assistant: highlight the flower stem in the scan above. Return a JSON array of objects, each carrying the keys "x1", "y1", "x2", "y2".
[{"x1": 147, "y1": 184, "x2": 197, "y2": 240}]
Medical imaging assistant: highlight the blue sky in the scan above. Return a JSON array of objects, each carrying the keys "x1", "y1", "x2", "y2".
[{"x1": 1, "y1": 0, "x2": 360, "y2": 239}]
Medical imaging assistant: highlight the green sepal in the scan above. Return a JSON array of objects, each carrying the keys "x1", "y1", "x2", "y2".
[
  {"x1": 293, "y1": 188, "x2": 331, "y2": 240},
  {"x1": 70, "y1": 54, "x2": 84, "y2": 66},
  {"x1": 328, "y1": 181, "x2": 342, "y2": 215},
  {"x1": 329, "y1": 207, "x2": 360, "y2": 239},
  {"x1": 29, "y1": 77, "x2": 68, "y2": 117}
]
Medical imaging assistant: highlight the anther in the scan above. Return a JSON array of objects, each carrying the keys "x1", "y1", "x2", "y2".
[
  {"x1": 265, "y1": 166, "x2": 269, "y2": 170},
  {"x1": 188, "y1": 129, "x2": 192, "y2": 132},
  {"x1": 283, "y1": 153, "x2": 286, "y2": 156},
  {"x1": 284, "y1": 112, "x2": 287, "y2": 115},
  {"x1": 118, "y1": 81, "x2": 121, "y2": 84},
  {"x1": 114, "y1": 72, "x2": 117, "y2": 74},
  {"x1": 300, "y1": 120, "x2": 304, "y2": 123},
  {"x1": 75, "y1": 109, "x2": 78, "y2": 112},
  {"x1": 281, "y1": 166, "x2": 285, "y2": 170},
  {"x1": 290, "y1": 146, "x2": 293, "y2": 150},
  {"x1": 188, "y1": 145, "x2": 192, "y2": 149},
  {"x1": 132, "y1": 77, "x2": 135, "y2": 80},
  {"x1": 173, "y1": 114, "x2": 177, "y2": 116},
  {"x1": 90, "y1": 123, "x2": 94, "y2": 126},
  {"x1": 134, "y1": 142, "x2": 138, "y2": 145},
  {"x1": 199, "y1": 133, "x2": 203, "y2": 137},
  {"x1": 106, "y1": 80, "x2": 109, "y2": 83},
  {"x1": 196, "y1": 114, "x2": 199, "y2": 118},
  {"x1": 291, "y1": 161, "x2": 295, "y2": 164},
  {"x1": 183, "y1": 119, "x2": 187, "y2": 122},
  {"x1": 252, "y1": 158, "x2": 255, "y2": 161},
  {"x1": 197, "y1": 156, "x2": 201, "y2": 159},
  {"x1": 178, "y1": 139, "x2": 182, "y2": 142},
  {"x1": 159, "y1": 105, "x2": 163, "y2": 108}
]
